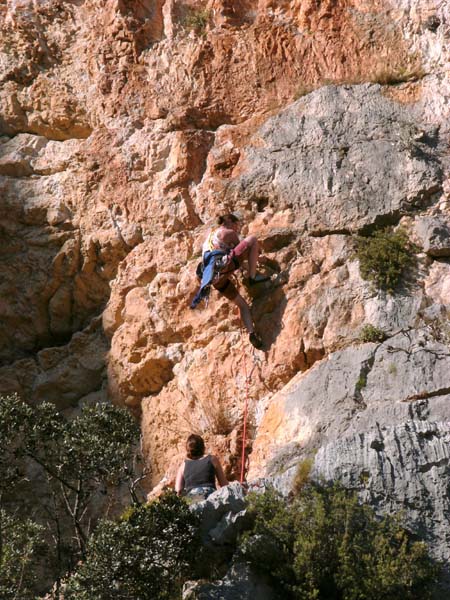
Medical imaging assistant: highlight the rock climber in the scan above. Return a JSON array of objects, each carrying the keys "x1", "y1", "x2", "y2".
[
  {"x1": 175, "y1": 434, "x2": 228, "y2": 501},
  {"x1": 191, "y1": 212, "x2": 269, "y2": 349}
]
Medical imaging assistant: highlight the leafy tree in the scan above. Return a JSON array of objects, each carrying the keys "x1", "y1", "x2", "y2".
[
  {"x1": 0, "y1": 394, "x2": 142, "y2": 595},
  {"x1": 241, "y1": 483, "x2": 440, "y2": 600},
  {"x1": 0, "y1": 510, "x2": 44, "y2": 600},
  {"x1": 65, "y1": 492, "x2": 201, "y2": 600}
]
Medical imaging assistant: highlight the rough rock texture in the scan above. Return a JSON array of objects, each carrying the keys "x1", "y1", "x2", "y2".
[
  {"x1": 190, "y1": 481, "x2": 248, "y2": 546},
  {"x1": 183, "y1": 562, "x2": 276, "y2": 600},
  {"x1": 414, "y1": 216, "x2": 450, "y2": 256},
  {"x1": 315, "y1": 420, "x2": 450, "y2": 559},
  {"x1": 230, "y1": 84, "x2": 442, "y2": 235},
  {"x1": 1, "y1": 0, "x2": 450, "y2": 573},
  {"x1": 183, "y1": 483, "x2": 276, "y2": 600},
  {"x1": 250, "y1": 327, "x2": 450, "y2": 560}
]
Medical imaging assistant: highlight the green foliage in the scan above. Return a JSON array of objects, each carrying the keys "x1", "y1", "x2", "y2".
[
  {"x1": 240, "y1": 484, "x2": 440, "y2": 600},
  {"x1": 65, "y1": 492, "x2": 201, "y2": 600},
  {"x1": 355, "y1": 374, "x2": 367, "y2": 391},
  {"x1": 0, "y1": 394, "x2": 442, "y2": 599},
  {"x1": 60, "y1": 403, "x2": 139, "y2": 483},
  {"x1": 292, "y1": 458, "x2": 314, "y2": 495},
  {"x1": 0, "y1": 394, "x2": 141, "y2": 593},
  {"x1": 0, "y1": 395, "x2": 140, "y2": 506},
  {"x1": 183, "y1": 9, "x2": 210, "y2": 34},
  {"x1": 241, "y1": 488, "x2": 296, "y2": 588},
  {"x1": 359, "y1": 324, "x2": 387, "y2": 343},
  {"x1": 0, "y1": 510, "x2": 44, "y2": 600},
  {"x1": 355, "y1": 228, "x2": 415, "y2": 293}
]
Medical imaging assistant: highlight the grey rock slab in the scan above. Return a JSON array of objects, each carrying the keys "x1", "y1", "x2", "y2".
[
  {"x1": 266, "y1": 343, "x2": 378, "y2": 467},
  {"x1": 420, "y1": 303, "x2": 450, "y2": 324},
  {"x1": 314, "y1": 418, "x2": 450, "y2": 561},
  {"x1": 183, "y1": 562, "x2": 277, "y2": 600},
  {"x1": 262, "y1": 331, "x2": 450, "y2": 474},
  {"x1": 424, "y1": 260, "x2": 450, "y2": 306},
  {"x1": 190, "y1": 482, "x2": 248, "y2": 546},
  {"x1": 363, "y1": 291, "x2": 424, "y2": 332},
  {"x1": 253, "y1": 330, "x2": 450, "y2": 559},
  {"x1": 414, "y1": 216, "x2": 450, "y2": 257},
  {"x1": 361, "y1": 329, "x2": 450, "y2": 406},
  {"x1": 230, "y1": 84, "x2": 442, "y2": 234}
]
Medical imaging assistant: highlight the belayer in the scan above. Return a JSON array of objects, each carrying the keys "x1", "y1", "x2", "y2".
[
  {"x1": 175, "y1": 434, "x2": 228, "y2": 502},
  {"x1": 190, "y1": 212, "x2": 269, "y2": 349}
]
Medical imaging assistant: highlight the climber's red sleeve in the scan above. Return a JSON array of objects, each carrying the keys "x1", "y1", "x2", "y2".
[{"x1": 231, "y1": 238, "x2": 251, "y2": 261}]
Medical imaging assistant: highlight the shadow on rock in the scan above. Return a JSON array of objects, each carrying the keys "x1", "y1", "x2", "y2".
[{"x1": 246, "y1": 258, "x2": 288, "y2": 351}]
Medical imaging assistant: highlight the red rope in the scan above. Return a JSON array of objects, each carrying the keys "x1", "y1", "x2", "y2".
[{"x1": 238, "y1": 311, "x2": 250, "y2": 484}]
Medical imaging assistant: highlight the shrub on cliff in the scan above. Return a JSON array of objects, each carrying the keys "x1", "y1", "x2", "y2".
[
  {"x1": 183, "y1": 8, "x2": 210, "y2": 34},
  {"x1": 359, "y1": 324, "x2": 387, "y2": 343},
  {"x1": 355, "y1": 227, "x2": 415, "y2": 293},
  {"x1": 65, "y1": 492, "x2": 201, "y2": 600},
  {"x1": 240, "y1": 484, "x2": 440, "y2": 600}
]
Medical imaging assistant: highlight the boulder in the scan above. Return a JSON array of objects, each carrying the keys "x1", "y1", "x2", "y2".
[
  {"x1": 414, "y1": 216, "x2": 450, "y2": 257},
  {"x1": 183, "y1": 562, "x2": 277, "y2": 600},
  {"x1": 191, "y1": 482, "x2": 248, "y2": 546}
]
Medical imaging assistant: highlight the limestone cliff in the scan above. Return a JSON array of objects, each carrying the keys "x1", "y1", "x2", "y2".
[{"x1": 0, "y1": 0, "x2": 449, "y2": 565}]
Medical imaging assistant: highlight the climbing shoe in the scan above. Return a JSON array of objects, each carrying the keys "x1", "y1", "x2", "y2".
[
  {"x1": 249, "y1": 332, "x2": 264, "y2": 349},
  {"x1": 248, "y1": 273, "x2": 271, "y2": 286}
]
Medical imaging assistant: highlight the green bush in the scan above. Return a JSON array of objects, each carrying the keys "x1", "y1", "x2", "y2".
[
  {"x1": 0, "y1": 510, "x2": 44, "y2": 600},
  {"x1": 65, "y1": 492, "x2": 201, "y2": 600},
  {"x1": 183, "y1": 9, "x2": 210, "y2": 34},
  {"x1": 359, "y1": 324, "x2": 386, "y2": 343},
  {"x1": 355, "y1": 228, "x2": 415, "y2": 293},
  {"x1": 292, "y1": 457, "x2": 314, "y2": 495},
  {"x1": 355, "y1": 374, "x2": 367, "y2": 391},
  {"x1": 240, "y1": 484, "x2": 440, "y2": 600}
]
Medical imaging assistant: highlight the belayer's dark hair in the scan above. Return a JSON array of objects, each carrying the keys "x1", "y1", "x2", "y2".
[
  {"x1": 217, "y1": 213, "x2": 239, "y2": 225},
  {"x1": 186, "y1": 434, "x2": 205, "y2": 459}
]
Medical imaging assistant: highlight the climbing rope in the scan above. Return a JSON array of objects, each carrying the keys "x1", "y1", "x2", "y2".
[{"x1": 238, "y1": 309, "x2": 251, "y2": 484}]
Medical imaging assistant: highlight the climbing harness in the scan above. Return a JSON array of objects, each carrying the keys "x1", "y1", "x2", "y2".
[
  {"x1": 190, "y1": 250, "x2": 240, "y2": 309},
  {"x1": 190, "y1": 250, "x2": 227, "y2": 309}
]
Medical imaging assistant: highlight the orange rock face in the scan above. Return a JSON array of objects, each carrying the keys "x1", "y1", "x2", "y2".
[{"x1": 0, "y1": 0, "x2": 449, "y2": 491}]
